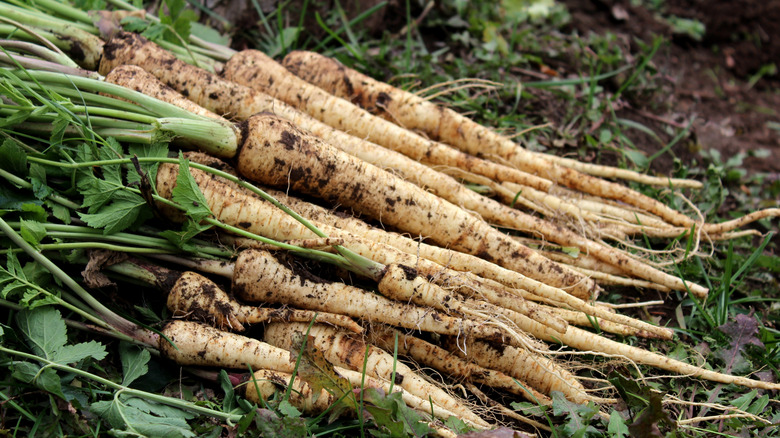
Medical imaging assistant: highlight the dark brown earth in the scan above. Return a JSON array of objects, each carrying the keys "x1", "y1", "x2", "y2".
[{"x1": 564, "y1": 0, "x2": 780, "y2": 176}]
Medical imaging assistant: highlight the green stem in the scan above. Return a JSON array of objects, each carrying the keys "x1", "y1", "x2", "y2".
[
  {"x1": 0, "y1": 167, "x2": 80, "y2": 209},
  {"x1": 0, "y1": 242, "x2": 173, "y2": 254},
  {"x1": 203, "y1": 218, "x2": 350, "y2": 268},
  {"x1": 0, "y1": 38, "x2": 79, "y2": 67},
  {"x1": 18, "y1": 223, "x2": 232, "y2": 257},
  {"x1": 147, "y1": 254, "x2": 234, "y2": 278},
  {"x1": 10, "y1": 122, "x2": 157, "y2": 144},
  {"x1": 0, "y1": 3, "x2": 102, "y2": 68},
  {"x1": 0, "y1": 23, "x2": 66, "y2": 55},
  {"x1": 0, "y1": 106, "x2": 157, "y2": 125},
  {"x1": 18, "y1": 70, "x2": 208, "y2": 121},
  {"x1": 155, "y1": 118, "x2": 237, "y2": 158},
  {"x1": 0, "y1": 1, "x2": 95, "y2": 33},
  {"x1": 105, "y1": 259, "x2": 178, "y2": 288},
  {"x1": 45, "y1": 85, "x2": 157, "y2": 116},
  {"x1": 8, "y1": 274, "x2": 114, "y2": 331},
  {"x1": 25, "y1": 156, "x2": 384, "y2": 280},
  {"x1": 0, "y1": 216, "x2": 142, "y2": 342},
  {"x1": 0, "y1": 51, "x2": 93, "y2": 77},
  {"x1": 28, "y1": 0, "x2": 93, "y2": 28},
  {"x1": 0, "y1": 345, "x2": 243, "y2": 423}
]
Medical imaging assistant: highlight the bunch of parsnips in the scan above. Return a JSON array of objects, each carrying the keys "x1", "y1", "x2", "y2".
[{"x1": 0, "y1": 0, "x2": 777, "y2": 435}]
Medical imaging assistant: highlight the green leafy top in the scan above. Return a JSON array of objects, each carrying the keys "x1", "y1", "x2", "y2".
[
  {"x1": 122, "y1": 0, "x2": 196, "y2": 44},
  {"x1": 17, "y1": 306, "x2": 107, "y2": 365},
  {"x1": 75, "y1": 141, "x2": 167, "y2": 235}
]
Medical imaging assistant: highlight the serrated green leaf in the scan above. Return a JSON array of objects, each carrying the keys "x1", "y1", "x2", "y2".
[
  {"x1": 120, "y1": 15, "x2": 150, "y2": 32},
  {"x1": 11, "y1": 360, "x2": 67, "y2": 399},
  {"x1": 50, "y1": 117, "x2": 70, "y2": 146},
  {"x1": 20, "y1": 287, "x2": 61, "y2": 309},
  {"x1": 607, "y1": 411, "x2": 629, "y2": 437},
  {"x1": 17, "y1": 307, "x2": 106, "y2": 364},
  {"x1": 127, "y1": 143, "x2": 167, "y2": 186},
  {"x1": 17, "y1": 307, "x2": 67, "y2": 360},
  {"x1": 79, "y1": 178, "x2": 128, "y2": 212},
  {"x1": 120, "y1": 342, "x2": 150, "y2": 386},
  {"x1": 0, "y1": 183, "x2": 39, "y2": 211},
  {"x1": 90, "y1": 399, "x2": 125, "y2": 429},
  {"x1": 1, "y1": 252, "x2": 25, "y2": 282},
  {"x1": 46, "y1": 200, "x2": 72, "y2": 224},
  {"x1": 142, "y1": 23, "x2": 168, "y2": 41},
  {"x1": 29, "y1": 164, "x2": 52, "y2": 200},
  {"x1": 363, "y1": 388, "x2": 432, "y2": 437},
  {"x1": 172, "y1": 10, "x2": 197, "y2": 41},
  {"x1": 21, "y1": 203, "x2": 48, "y2": 222},
  {"x1": 171, "y1": 153, "x2": 212, "y2": 223},
  {"x1": 55, "y1": 340, "x2": 107, "y2": 364},
  {"x1": 23, "y1": 260, "x2": 54, "y2": 287},
  {"x1": 35, "y1": 367, "x2": 67, "y2": 399},
  {"x1": 20, "y1": 218, "x2": 47, "y2": 247},
  {"x1": 92, "y1": 396, "x2": 195, "y2": 438},
  {"x1": 62, "y1": 385, "x2": 90, "y2": 409},
  {"x1": 278, "y1": 399, "x2": 302, "y2": 418},
  {"x1": 443, "y1": 416, "x2": 470, "y2": 434},
  {"x1": 162, "y1": 0, "x2": 186, "y2": 20},
  {"x1": 254, "y1": 409, "x2": 308, "y2": 437},
  {"x1": 219, "y1": 370, "x2": 236, "y2": 412},
  {"x1": 1, "y1": 280, "x2": 28, "y2": 300},
  {"x1": 159, "y1": 220, "x2": 212, "y2": 248},
  {"x1": 11, "y1": 360, "x2": 40, "y2": 384},
  {"x1": 125, "y1": 397, "x2": 194, "y2": 420},
  {"x1": 0, "y1": 139, "x2": 28, "y2": 176},
  {"x1": 78, "y1": 198, "x2": 147, "y2": 234},
  {"x1": 551, "y1": 391, "x2": 599, "y2": 437}
]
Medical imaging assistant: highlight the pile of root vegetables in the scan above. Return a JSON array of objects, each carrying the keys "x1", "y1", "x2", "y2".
[{"x1": 0, "y1": 0, "x2": 778, "y2": 435}]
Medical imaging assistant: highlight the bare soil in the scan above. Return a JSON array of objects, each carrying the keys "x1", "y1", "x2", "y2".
[{"x1": 564, "y1": 0, "x2": 780, "y2": 176}]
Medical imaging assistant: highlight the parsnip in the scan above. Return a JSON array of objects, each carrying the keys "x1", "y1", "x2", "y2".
[
  {"x1": 168, "y1": 271, "x2": 362, "y2": 333},
  {"x1": 263, "y1": 322, "x2": 490, "y2": 428}
]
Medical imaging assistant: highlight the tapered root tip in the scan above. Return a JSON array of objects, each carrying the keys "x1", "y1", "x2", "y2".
[{"x1": 688, "y1": 283, "x2": 709, "y2": 299}]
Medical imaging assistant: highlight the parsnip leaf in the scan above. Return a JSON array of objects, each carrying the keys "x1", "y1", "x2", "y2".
[
  {"x1": 288, "y1": 333, "x2": 354, "y2": 419},
  {"x1": 170, "y1": 152, "x2": 211, "y2": 223},
  {"x1": 79, "y1": 198, "x2": 148, "y2": 234},
  {"x1": 551, "y1": 391, "x2": 600, "y2": 437},
  {"x1": 363, "y1": 388, "x2": 432, "y2": 437},
  {"x1": 127, "y1": 143, "x2": 168, "y2": 186},
  {"x1": 607, "y1": 411, "x2": 629, "y2": 437},
  {"x1": 16, "y1": 307, "x2": 107, "y2": 364},
  {"x1": 120, "y1": 342, "x2": 150, "y2": 386},
  {"x1": 218, "y1": 370, "x2": 237, "y2": 412},
  {"x1": 74, "y1": 142, "x2": 151, "y2": 234},
  {"x1": 160, "y1": 153, "x2": 212, "y2": 246},
  {"x1": 91, "y1": 396, "x2": 195, "y2": 438},
  {"x1": 19, "y1": 218, "x2": 46, "y2": 247},
  {"x1": 29, "y1": 164, "x2": 52, "y2": 200},
  {"x1": 0, "y1": 139, "x2": 27, "y2": 176},
  {"x1": 0, "y1": 254, "x2": 58, "y2": 308}
]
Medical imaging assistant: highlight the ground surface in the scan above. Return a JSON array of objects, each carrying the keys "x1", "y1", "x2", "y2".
[{"x1": 564, "y1": 0, "x2": 780, "y2": 176}]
